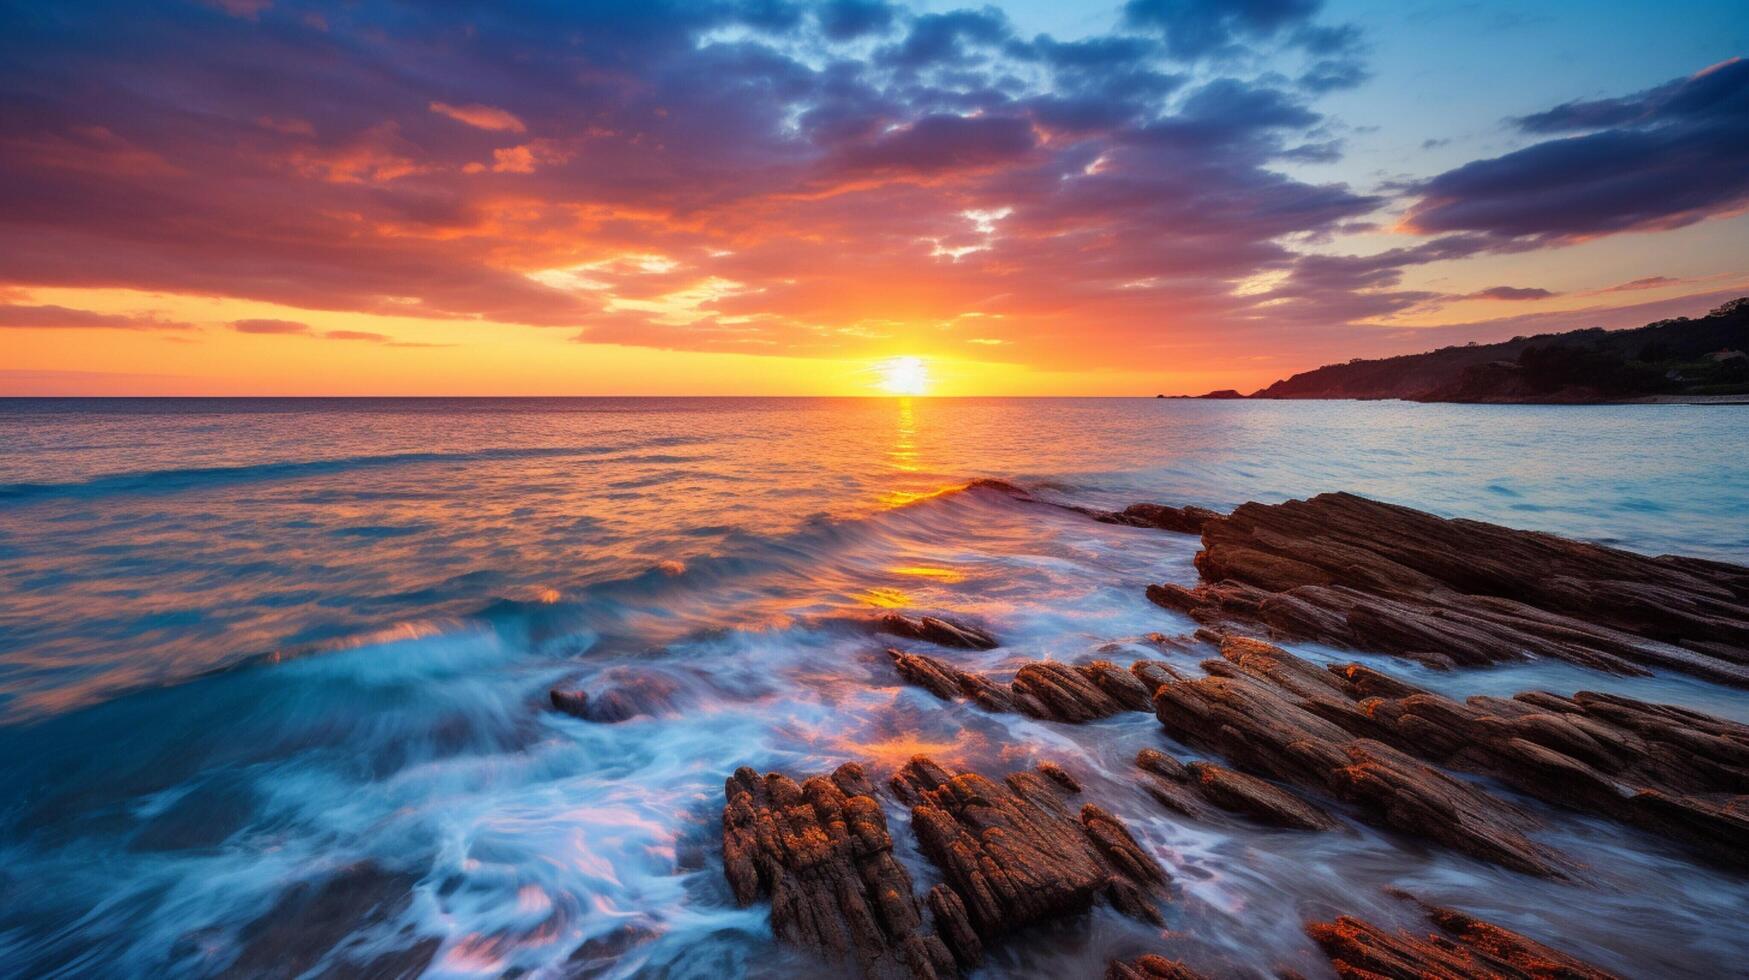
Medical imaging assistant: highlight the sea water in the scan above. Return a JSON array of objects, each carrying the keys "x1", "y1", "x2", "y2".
[{"x1": 1, "y1": 397, "x2": 1746, "y2": 977}]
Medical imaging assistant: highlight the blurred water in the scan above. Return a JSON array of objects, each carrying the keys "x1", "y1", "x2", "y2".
[{"x1": 0, "y1": 397, "x2": 1745, "y2": 978}]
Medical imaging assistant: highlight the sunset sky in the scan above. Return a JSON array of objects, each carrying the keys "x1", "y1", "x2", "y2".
[{"x1": 2, "y1": 0, "x2": 1746, "y2": 395}]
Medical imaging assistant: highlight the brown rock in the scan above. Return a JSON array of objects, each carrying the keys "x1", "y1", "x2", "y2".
[
  {"x1": 893, "y1": 756, "x2": 1169, "y2": 948},
  {"x1": 1133, "y1": 748, "x2": 1333, "y2": 830},
  {"x1": 1150, "y1": 640, "x2": 1567, "y2": 876},
  {"x1": 1011, "y1": 662, "x2": 1130, "y2": 723},
  {"x1": 1106, "y1": 954, "x2": 1214, "y2": 980},
  {"x1": 1180, "y1": 636, "x2": 1749, "y2": 869},
  {"x1": 1148, "y1": 492, "x2": 1749, "y2": 686},
  {"x1": 1307, "y1": 897, "x2": 1618, "y2": 979},
  {"x1": 722, "y1": 763, "x2": 956, "y2": 979},
  {"x1": 1078, "y1": 659, "x2": 1159, "y2": 711},
  {"x1": 549, "y1": 668, "x2": 682, "y2": 723},
  {"x1": 877, "y1": 613, "x2": 998, "y2": 650},
  {"x1": 887, "y1": 651, "x2": 1178, "y2": 722},
  {"x1": 1098, "y1": 503, "x2": 1224, "y2": 534},
  {"x1": 884, "y1": 648, "x2": 1015, "y2": 712},
  {"x1": 1036, "y1": 761, "x2": 1082, "y2": 793}
]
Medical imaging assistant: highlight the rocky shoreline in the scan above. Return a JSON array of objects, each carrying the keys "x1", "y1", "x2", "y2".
[{"x1": 548, "y1": 487, "x2": 1749, "y2": 976}]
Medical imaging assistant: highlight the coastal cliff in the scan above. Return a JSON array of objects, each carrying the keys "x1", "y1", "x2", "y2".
[{"x1": 1229, "y1": 297, "x2": 1749, "y2": 403}]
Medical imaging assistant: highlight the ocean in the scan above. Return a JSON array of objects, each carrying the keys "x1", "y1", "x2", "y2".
[{"x1": 1, "y1": 397, "x2": 1746, "y2": 977}]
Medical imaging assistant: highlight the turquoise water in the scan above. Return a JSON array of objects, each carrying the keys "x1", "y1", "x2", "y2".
[{"x1": 1, "y1": 398, "x2": 1745, "y2": 977}]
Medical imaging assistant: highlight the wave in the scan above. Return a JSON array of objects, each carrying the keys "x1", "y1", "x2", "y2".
[{"x1": 0, "y1": 442, "x2": 704, "y2": 502}]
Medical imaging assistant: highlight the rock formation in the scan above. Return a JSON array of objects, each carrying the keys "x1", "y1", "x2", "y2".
[
  {"x1": 876, "y1": 612, "x2": 999, "y2": 650},
  {"x1": 722, "y1": 763, "x2": 958, "y2": 979},
  {"x1": 885, "y1": 649, "x2": 1161, "y2": 723},
  {"x1": 1168, "y1": 635, "x2": 1749, "y2": 869},
  {"x1": 1134, "y1": 748, "x2": 1335, "y2": 830},
  {"x1": 549, "y1": 668, "x2": 682, "y2": 723},
  {"x1": 891, "y1": 757, "x2": 1168, "y2": 941},
  {"x1": 1307, "y1": 894, "x2": 1619, "y2": 979},
  {"x1": 1150, "y1": 637, "x2": 1567, "y2": 876},
  {"x1": 1144, "y1": 492, "x2": 1749, "y2": 686},
  {"x1": 724, "y1": 756, "x2": 1171, "y2": 978},
  {"x1": 1096, "y1": 503, "x2": 1223, "y2": 534},
  {"x1": 1105, "y1": 954, "x2": 1213, "y2": 979}
]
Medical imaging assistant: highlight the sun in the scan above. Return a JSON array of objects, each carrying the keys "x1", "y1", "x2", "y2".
[{"x1": 875, "y1": 356, "x2": 929, "y2": 395}]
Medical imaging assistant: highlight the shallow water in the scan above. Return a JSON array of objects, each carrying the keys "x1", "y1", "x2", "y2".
[{"x1": 1, "y1": 397, "x2": 1745, "y2": 978}]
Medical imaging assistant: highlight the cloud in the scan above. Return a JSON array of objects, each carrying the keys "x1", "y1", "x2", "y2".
[
  {"x1": 833, "y1": 114, "x2": 1037, "y2": 175},
  {"x1": 816, "y1": 0, "x2": 898, "y2": 41},
  {"x1": 1467, "y1": 286, "x2": 1557, "y2": 301},
  {"x1": 8, "y1": 0, "x2": 1724, "y2": 382},
  {"x1": 428, "y1": 101, "x2": 527, "y2": 133},
  {"x1": 231, "y1": 318, "x2": 310, "y2": 334},
  {"x1": 1124, "y1": 0, "x2": 1324, "y2": 59},
  {"x1": 1404, "y1": 58, "x2": 1749, "y2": 241},
  {"x1": 1602, "y1": 275, "x2": 1680, "y2": 292},
  {"x1": 0, "y1": 304, "x2": 194, "y2": 330}
]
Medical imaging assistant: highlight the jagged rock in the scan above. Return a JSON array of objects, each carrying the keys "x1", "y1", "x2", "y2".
[
  {"x1": 1011, "y1": 662, "x2": 1131, "y2": 722},
  {"x1": 1097, "y1": 503, "x2": 1223, "y2": 534},
  {"x1": 892, "y1": 756, "x2": 1169, "y2": 948},
  {"x1": 885, "y1": 648, "x2": 964, "y2": 701},
  {"x1": 1130, "y1": 659, "x2": 1186, "y2": 696},
  {"x1": 1133, "y1": 748, "x2": 1334, "y2": 830},
  {"x1": 926, "y1": 885, "x2": 981, "y2": 970},
  {"x1": 884, "y1": 648, "x2": 1014, "y2": 712},
  {"x1": 722, "y1": 763, "x2": 957, "y2": 979},
  {"x1": 1080, "y1": 659, "x2": 1158, "y2": 711},
  {"x1": 886, "y1": 653, "x2": 1167, "y2": 723},
  {"x1": 1307, "y1": 895, "x2": 1618, "y2": 979},
  {"x1": 1147, "y1": 492, "x2": 1749, "y2": 686},
  {"x1": 1183, "y1": 636, "x2": 1749, "y2": 869},
  {"x1": 1106, "y1": 954, "x2": 1213, "y2": 980},
  {"x1": 1150, "y1": 639, "x2": 1567, "y2": 876},
  {"x1": 1036, "y1": 761, "x2": 1082, "y2": 793},
  {"x1": 877, "y1": 613, "x2": 999, "y2": 650},
  {"x1": 549, "y1": 669, "x2": 681, "y2": 723}
]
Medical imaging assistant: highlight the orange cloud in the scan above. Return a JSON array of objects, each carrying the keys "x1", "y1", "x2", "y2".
[{"x1": 429, "y1": 101, "x2": 527, "y2": 133}]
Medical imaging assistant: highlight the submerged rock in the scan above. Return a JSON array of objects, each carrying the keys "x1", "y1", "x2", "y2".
[
  {"x1": 1306, "y1": 894, "x2": 1618, "y2": 979},
  {"x1": 877, "y1": 612, "x2": 999, "y2": 650},
  {"x1": 721, "y1": 763, "x2": 957, "y2": 979},
  {"x1": 1147, "y1": 492, "x2": 1749, "y2": 685},
  {"x1": 220, "y1": 862, "x2": 433, "y2": 980},
  {"x1": 1097, "y1": 503, "x2": 1223, "y2": 535},
  {"x1": 549, "y1": 668, "x2": 682, "y2": 723}
]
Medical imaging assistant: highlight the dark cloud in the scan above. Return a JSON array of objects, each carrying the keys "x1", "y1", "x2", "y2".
[
  {"x1": 1125, "y1": 0, "x2": 1321, "y2": 58},
  {"x1": 0, "y1": 303, "x2": 194, "y2": 330},
  {"x1": 1468, "y1": 286, "x2": 1557, "y2": 301},
  {"x1": 1405, "y1": 59, "x2": 1749, "y2": 240},
  {"x1": 879, "y1": 7, "x2": 1011, "y2": 68},
  {"x1": 816, "y1": 0, "x2": 899, "y2": 41},
  {"x1": 833, "y1": 113, "x2": 1036, "y2": 174}
]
